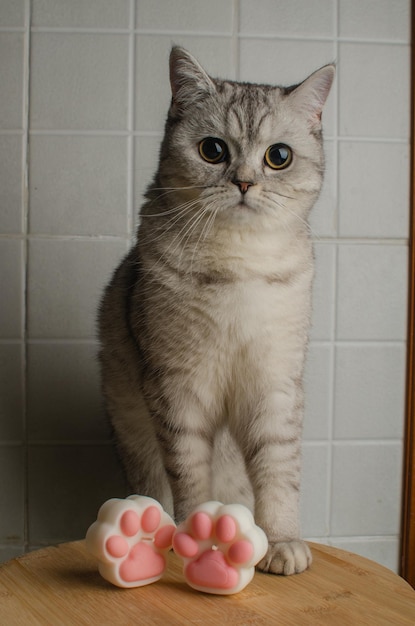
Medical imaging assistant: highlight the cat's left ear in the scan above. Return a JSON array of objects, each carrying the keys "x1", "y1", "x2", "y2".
[
  {"x1": 288, "y1": 64, "x2": 335, "y2": 128},
  {"x1": 169, "y1": 46, "x2": 216, "y2": 116}
]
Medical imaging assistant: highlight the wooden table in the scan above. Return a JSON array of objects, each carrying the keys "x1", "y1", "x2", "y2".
[{"x1": 1, "y1": 541, "x2": 415, "y2": 625}]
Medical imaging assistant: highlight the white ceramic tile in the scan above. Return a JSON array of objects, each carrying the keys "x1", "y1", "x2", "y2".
[
  {"x1": 0, "y1": 344, "x2": 23, "y2": 441},
  {"x1": 336, "y1": 244, "x2": 407, "y2": 341},
  {"x1": 331, "y1": 443, "x2": 402, "y2": 536},
  {"x1": 304, "y1": 344, "x2": 332, "y2": 440},
  {"x1": 239, "y1": 37, "x2": 336, "y2": 87},
  {"x1": 0, "y1": 0, "x2": 26, "y2": 27},
  {"x1": 339, "y1": 0, "x2": 410, "y2": 42},
  {"x1": 29, "y1": 136, "x2": 128, "y2": 236},
  {"x1": 28, "y1": 445, "x2": 128, "y2": 542},
  {"x1": 28, "y1": 238, "x2": 128, "y2": 339},
  {"x1": 136, "y1": 0, "x2": 233, "y2": 32},
  {"x1": 339, "y1": 43, "x2": 410, "y2": 139},
  {"x1": 240, "y1": 0, "x2": 334, "y2": 37},
  {"x1": 334, "y1": 344, "x2": 406, "y2": 440},
  {"x1": 30, "y1": 33, "x2": 129, "y2": 130},
  {"x1": 32, "y1": 0, "x2": 130, "y2": 28},
  {"x1": 0, "y1": 446, "x2": 24, "y2": 542},
  {"x1": 338, "y1": 141, "x2": 409, "y2": 238},
  {"x1": 0, "y1": 239, "x2": 23, "y2": 338},
  {"x1": 0, "y1": 34, "x2": 24, "y2": 130},
  {"x1": 135, "y1": 36, "x2": 234, "y2": 132},
  {"x1": 239, "y1": 39, "x2": 335, "y2": 137},
  {"x1": 300, "y1": 444, "x2": 329, "y2": 537},
  {"x1": 310, "y1": 140, "x2": 337, "y2": 238},
  {"x1": 27, "y1": 342, "x2": 109, "y2": 441},
  {"x1": 0, "y1": 134, "x2": 23, "y2": 233},
  {"x1": 311, "y1": 243, "x2": 336, "y2": 341},
  {"x1": 331, "y1": 537, "x2": 399, "y2": 573}
]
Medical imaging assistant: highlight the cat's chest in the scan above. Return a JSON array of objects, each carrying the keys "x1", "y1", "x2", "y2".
[
  {"x1": 174, "y1": 274, "x2": 312, "y2": 350},
  {"x1": 212, "y1": 276, "x2": 310, "y2": 331},
  {"x1": 142, "y1": 231, "x2": 313, "y2": 349}
]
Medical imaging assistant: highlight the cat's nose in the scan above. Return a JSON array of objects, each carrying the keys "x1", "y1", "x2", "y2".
[{"x1": 232, "y1": 179, "x2": 254, "y2": 194}]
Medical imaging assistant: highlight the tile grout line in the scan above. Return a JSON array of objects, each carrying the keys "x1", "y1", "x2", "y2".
[
  {"x1": 0, "y1": 233, "x2": 409, "y2": 245},
  {"x1": 11, "y1": 26, "x2": 408, "y2": 47},
  {"x1": 126, "y1": 0, "x2": 136, "y2": 239},
  {"x1": 324, "y1": 0, "x2": 340, "y2": 545},
  {"x1": 21, "y1": 130, "x2": 410, "y2": 144},
  {"x1": 22, "y1": 0, "x2": 32, "y2": 557},
  {"x1": 232, "y1": 0, "x2": 240, "y2": 80},
  {"x1": 1, "y1": 338, "x2": 407, "y2": 347}
]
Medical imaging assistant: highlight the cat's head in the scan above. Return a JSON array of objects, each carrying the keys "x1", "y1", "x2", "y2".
[{"x1": 150, "y1": 47, "x2": 334, "y2": 231}]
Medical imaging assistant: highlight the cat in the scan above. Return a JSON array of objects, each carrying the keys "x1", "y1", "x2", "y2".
[{"x1": 99, "y1": 46, "x2": 334, "y2": 575}]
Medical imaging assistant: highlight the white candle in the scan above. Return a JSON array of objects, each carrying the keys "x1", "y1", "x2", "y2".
[
  {"x1": 86, "y1": 495, "x2": 176, "y2": 588},
  {"x1": 173, "y1": 500, "x2": 268, "y2": 595}
]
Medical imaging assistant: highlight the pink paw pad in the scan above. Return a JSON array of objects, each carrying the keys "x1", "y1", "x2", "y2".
[
  {"x1": 172, "y1": 501, "x2": 268, "y2": 595},
  {"x1": 86, "y1": 495, "x2": 176, "y2": 588}
]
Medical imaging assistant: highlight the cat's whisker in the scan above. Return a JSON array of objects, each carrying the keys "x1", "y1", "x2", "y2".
[
  {"x1": 145, "y1": 184, "x2": 209, "y2": 206},
  {"x1": 188, "y1": 203, "x2": 218, "y2": 277},
  {"x1": 146, "y1": 200, "x2": 211, "y2": 274},
  {"x1": 141, "y1": 198, "x2": 201, "y2": 219},
  {"x1": 201, "y1": 204, "x2": 219, "y2": 243},
  {"x1": 138, "y1": 199, "x2": 205, "y2": 280},
  {"x1": 263, "y1": 189, "x2": 320, "y2": 239},
  {"x1": 140, "y1": 199, "x2": 201, "y2": 246},
  {"x1": 173, "y1": 204, "x2": 214, "y2": 274},
  {"x1": 150, "y1": 185, "x2": 208, "y2": 192}
]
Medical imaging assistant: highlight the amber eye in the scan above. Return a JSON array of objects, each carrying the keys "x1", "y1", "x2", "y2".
[
  {"x1": 264, "y1": 143, "x2": 293, "y2": 170},
  {"x1": 199, "y1": 137, "x2": 228, "y2": 164}
]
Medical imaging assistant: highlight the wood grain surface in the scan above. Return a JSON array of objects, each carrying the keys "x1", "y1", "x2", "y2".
[{"x1": 1, "y1": 541, "x2": 414, "y2": 625}]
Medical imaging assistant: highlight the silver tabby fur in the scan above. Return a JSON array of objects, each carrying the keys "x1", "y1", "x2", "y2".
[{"x1": 99, "y1": 47, "x2": 334, "y2": 575}]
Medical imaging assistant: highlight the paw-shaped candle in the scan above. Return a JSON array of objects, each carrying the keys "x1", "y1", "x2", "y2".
[
  {"x1": 172, "y1": 501, "x2": 268, "y2": 595},
  {"x1": 85, "y1": 495, "x2": 176, "y2": 588}
]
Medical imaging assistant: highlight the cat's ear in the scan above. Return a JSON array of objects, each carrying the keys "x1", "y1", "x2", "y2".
[
  {"x1": 288, "y1": 64, "x2": 335, "y2": 128},
  {"x1": 169, "y1": 46, "x2": 216, "y2": 115}
]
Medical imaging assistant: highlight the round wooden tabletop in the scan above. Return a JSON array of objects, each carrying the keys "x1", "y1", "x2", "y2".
[{"x1": 1, "y1": 540, "x2": 414, "y2": 625}]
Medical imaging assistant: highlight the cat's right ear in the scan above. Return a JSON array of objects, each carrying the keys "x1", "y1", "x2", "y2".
[
  {"x1": 288, "y1": 64, "x2": 335, "y2": 128},
  {"x1": 169, "y1": 46, "x2": 216, "y2": 116}
]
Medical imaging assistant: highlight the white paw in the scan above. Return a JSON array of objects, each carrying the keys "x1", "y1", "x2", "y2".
[
  {"x1": 257, "y1": 539, "x2": 312, "y2": 575},
  {"x1": 173, "y1": 501, "x2": 268, "y2": 594},
  {"x1": 86, "y1": 495, "x2": 176, "y2": 588}
]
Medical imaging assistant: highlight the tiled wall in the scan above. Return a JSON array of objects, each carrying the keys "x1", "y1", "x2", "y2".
[{"x1": 0, "y1": 0, "x2": 410, "y2": 572}]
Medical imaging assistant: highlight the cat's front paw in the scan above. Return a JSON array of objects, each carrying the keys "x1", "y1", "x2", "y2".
[
  {"x1": 257, "y1": 539, "x2": 312, "y2": 575},
  {"x1": 173, "y1": 501, "x2": 268, "y2": 594},
  {"x1": 86, "y1": 495, "x2": 176, "y2": 587}
]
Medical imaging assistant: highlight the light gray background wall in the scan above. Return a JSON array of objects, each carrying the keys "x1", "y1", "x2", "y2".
[{"x1": 0, "y1": 0, "x2": 410, "y2": 572}]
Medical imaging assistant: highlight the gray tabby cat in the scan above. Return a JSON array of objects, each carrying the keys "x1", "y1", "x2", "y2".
[{"x1": 99, "y1": 47, "x2": 334, "y2": 575}]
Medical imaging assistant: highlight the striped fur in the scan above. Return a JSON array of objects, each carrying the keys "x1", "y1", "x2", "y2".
[{"x1": 99, "y1": 47, "x2": 334, "y2": 575}]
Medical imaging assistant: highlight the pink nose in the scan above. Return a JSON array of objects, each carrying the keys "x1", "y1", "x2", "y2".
[{"x1": 233, "y1": 180, "x2": 254, "y2": 194}]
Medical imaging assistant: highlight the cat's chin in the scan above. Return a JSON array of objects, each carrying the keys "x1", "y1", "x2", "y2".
[
  {"x1": 225, "y1": 202, "x2": 259, "y2": 220},
  {"x1": 230, "y1": 196, "x2": 270, "y2": 217}
]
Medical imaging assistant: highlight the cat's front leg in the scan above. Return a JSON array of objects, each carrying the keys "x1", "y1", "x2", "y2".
[
  {"x1": 249, "y1": 453, "x2": 311, "y2": 575},
  {"x1": 236, "y1": 390, "x2": 311, "y2": 576},
  {"x1": 147, "y1": 397, "x2": 214, "y2": 523},
  {"x1": 257, "y1": 538, "x2": 312, "y2": 575},
  {"x1": 161, "y1": 429, "x2": 214, "y2": 523}
]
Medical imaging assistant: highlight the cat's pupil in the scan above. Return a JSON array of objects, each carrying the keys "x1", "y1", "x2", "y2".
[{"x1": 199, "y1": 137, "x2": 228, "y2": 164}]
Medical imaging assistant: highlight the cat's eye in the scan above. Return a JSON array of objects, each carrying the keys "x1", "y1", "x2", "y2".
[
  {"x1": 199, "y1": 137, "x2": 228, "y2": 164},
  {"x1": 264, "y1": 143, "x2": 293, "y2": 170}
]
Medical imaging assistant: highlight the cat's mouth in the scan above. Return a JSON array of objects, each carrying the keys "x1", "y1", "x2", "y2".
[{"x1": 235, "y1": 194, "x2": 256, "y2": 211}]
